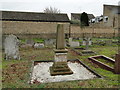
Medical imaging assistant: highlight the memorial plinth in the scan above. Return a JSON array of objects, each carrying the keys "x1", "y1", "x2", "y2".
[{"x1": 50, "y1": 24, "x2": 73, "y2": 76}]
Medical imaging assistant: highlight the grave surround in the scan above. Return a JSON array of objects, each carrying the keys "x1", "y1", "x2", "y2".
[
  {"x1": 88, "y1": 55, "x2": 115, "y2": 72},
  {"x1": 30, "y1": 59, "x2": 102, "y2": 83}
]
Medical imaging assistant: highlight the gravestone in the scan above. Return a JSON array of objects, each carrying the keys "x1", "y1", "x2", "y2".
[
  {"x1": 83, "y1": 38, "x2": 91, "y2": 50},
  {"x1": 44, "y1": 39, "x2": 56, "y2": 46},
  {"x1": 70, "y1": 41, "x2": 80, "y2": 47},
  {"x1": 69, "y1": 38, "x2": 80, "y2": 47},
  {"x1": 4, "y1": 35, "x2": 20, "y2": 60},
  {"x1": 26, "y1": 39, "x2": 34, "y2": 46},
  {"x1": 81, "y1": 37, "x2": 96, "y2": 55},
  {"x1": 68, "y1": 38, "x2": 72, "y2": 45},
  {"x1": 82, "y1": 41, "x2": 86, "y2": 45},
  {"x1": 50, "y1": 24, "x2": 73, "y2": 76},
  {"x1": 89, "y1": 40, "x2": 92, "y2": 45},
  {"x1": 34, "y1": 43, "x2": 44, "y2": 48},
  {"x1": 82, "y1": 38, "x2": 92, "y2": 46},
  {"x1": 105, "y1": 40, "x2": 112, "y2": 45}
]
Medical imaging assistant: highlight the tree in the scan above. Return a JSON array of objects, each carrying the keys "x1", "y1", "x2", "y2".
[
  {"x1": 80, "y1": 12, "x2": 89, "y2": 27},
  {"x1": 44, "y1": 6, "x2": 60, "y2": 13}
]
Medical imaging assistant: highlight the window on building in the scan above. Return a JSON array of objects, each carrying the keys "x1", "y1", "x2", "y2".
[{"x1": 103, "y1": 16, "x2": 108, "y2": 22}]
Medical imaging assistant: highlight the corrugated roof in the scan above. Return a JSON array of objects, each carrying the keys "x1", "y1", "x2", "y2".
[
  {"x1": 71, "y1": 13, "x2": 95, "y2": 20},
  {"x1": 0, "y1": 11, "x2": 70, "y2": 22}
]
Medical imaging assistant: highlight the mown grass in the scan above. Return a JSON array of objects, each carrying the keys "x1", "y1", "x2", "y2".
[
  {"x1": 2, "y1": 44, "x2": 120, "y2": 88},
  {"x1": 20, "y1": 38, "x2": 44, "y2": 44}
]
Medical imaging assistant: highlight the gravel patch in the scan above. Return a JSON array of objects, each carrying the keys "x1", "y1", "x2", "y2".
[{"x1": 30, "y1": 62, "x2": 97, "y2": 83}]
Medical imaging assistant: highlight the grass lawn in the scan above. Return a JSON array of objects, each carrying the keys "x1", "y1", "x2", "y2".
[{"x1": 2, "y1": 45, "x2": 120, "y2": 88}]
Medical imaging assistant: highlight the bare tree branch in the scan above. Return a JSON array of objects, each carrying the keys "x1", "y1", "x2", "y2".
[{"x1": 44, "y1": 6, "x2": 61, "y2": 14}]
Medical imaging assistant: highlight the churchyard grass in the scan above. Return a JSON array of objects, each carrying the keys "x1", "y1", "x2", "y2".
[
  {"x1": 2, "y1": 44, "x2": 120, "y2": 88},
  {"x1": 32, "y1": 38, "x2": 44, "y2": 43},
  {"x1": 20, "y1": 38, "x2": 44, "y2": 43},
  {"x1": 71, "y1": 37, "x2": 118, "y2": 42}
]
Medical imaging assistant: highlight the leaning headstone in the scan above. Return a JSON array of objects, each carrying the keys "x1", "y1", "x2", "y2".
[{"x1": 4, "y1": 35, "x2": 20, "y2": 60}]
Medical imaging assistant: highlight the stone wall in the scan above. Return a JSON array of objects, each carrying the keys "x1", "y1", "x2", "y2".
[
  {"x1": 70, "y1": 25, "x2": 118, "y2": 38},
  {"x1": 2, "y1": 21, "x2": 70, "y2": 39},
  {"x1": 2, "y1": 21, "x2": 119, "y2": 39}
]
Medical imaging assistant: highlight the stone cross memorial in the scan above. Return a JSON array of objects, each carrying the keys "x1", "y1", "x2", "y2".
[
  {"x1": 4, "y1": 35, "x2": 20, "y2": 60},
  {"x1": 50, "y1": 24, "x2": 73, "y2": 76}
]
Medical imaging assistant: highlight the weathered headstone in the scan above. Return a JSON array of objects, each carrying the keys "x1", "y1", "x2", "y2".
[
  {"x1": 50, "y1": 24, "x2": 73, "y2": 76},
  {"x1": 4, "y1": 35, "x2": 20, "y2": 60}
]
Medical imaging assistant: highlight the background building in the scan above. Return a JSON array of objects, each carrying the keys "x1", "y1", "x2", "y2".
[{"x1": 103, "y1": 4, "x2": 119, "y2": 28}]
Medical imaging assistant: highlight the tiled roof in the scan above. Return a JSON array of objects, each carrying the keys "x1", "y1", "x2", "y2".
[{"x1": 0, "y1": 11, "x2": 70, "y2": 22}]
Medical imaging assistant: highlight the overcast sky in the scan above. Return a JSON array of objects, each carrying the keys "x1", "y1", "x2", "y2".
[{"x1": 0, "y1": 0, "x2": 119, "y2": 18}]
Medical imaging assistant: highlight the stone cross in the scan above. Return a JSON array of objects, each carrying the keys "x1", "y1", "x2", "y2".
[{"x1": 56, "y1": 24, "x2": 65, "y2": 49}]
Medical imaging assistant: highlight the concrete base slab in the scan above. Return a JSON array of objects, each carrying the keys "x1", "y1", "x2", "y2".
[{"x1": 30, "y1": 61, "x2": 98, "y2": 84}]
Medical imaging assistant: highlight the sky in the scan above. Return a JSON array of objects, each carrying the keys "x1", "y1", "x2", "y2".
[{"x1": 0, "y1": 0, "x2": 119, "y2": 18}]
